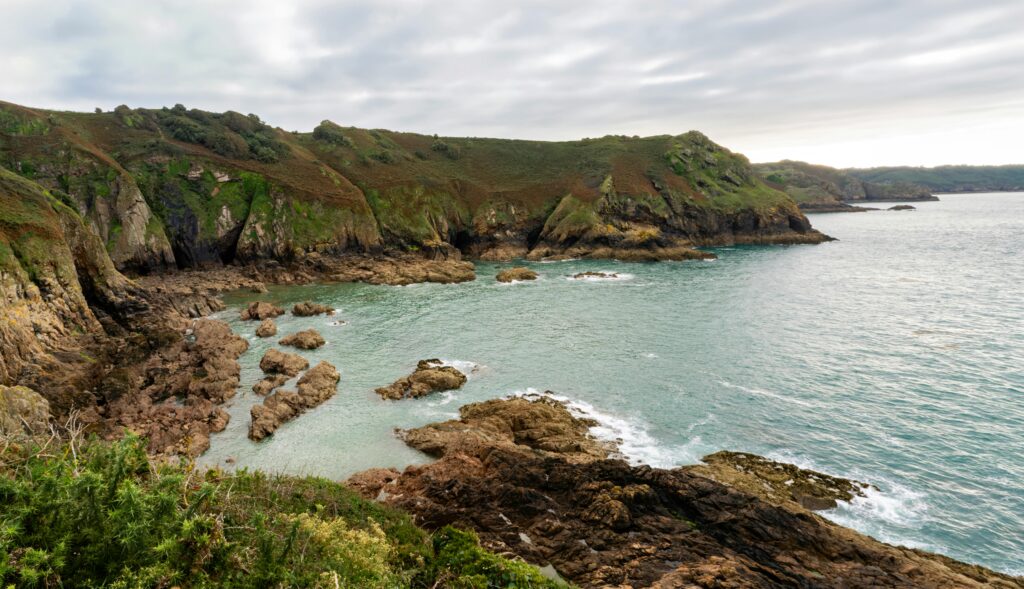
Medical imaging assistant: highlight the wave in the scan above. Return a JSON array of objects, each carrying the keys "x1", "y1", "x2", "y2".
[
  {"x1": 538, "y1": 257, "x2": 580, "y2": 263},
  {"x1": 565, "y1": 271, "x2": 635, "y2": 282},
  {"x1": 509, "y1": 389, "x2": 702, "y2": 468},
  {"x1": 436, "y1": 359, "x2": 486, "y2": 380},
  {"x1": 717, "y1": 379, "x2": 817, "y2": 408}
]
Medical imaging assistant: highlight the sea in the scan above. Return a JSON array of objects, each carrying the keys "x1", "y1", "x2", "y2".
[{"x1": 200, "y1": 192, "x2": 1024, "y2": 575}]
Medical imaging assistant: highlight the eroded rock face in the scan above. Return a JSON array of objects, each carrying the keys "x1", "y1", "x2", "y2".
[
  {"x1": 496, "y1": 267, "x2": 538, "y2": 283},
  {"x1": 349, "y1": 397, "x2": 1021, "y2": 589},
  {"x1": 292, "y1": 301, "x2": 334, "y2": 316},
  {"x1": 240, "y1": 301, "x2": 284, "y2": 321},
  {"x1": 106, "y1": 319, "x2": 247, "y2": 456},
  {"x1": 0, "y1": 385, "x2": 51, "y2": 438},
  {"x1": 684, "y1": 451, "x2": 875, "y2": 511},
  {"x1": 279, "y1": 329, "x2": 325, "y2": 350},
  {"x1": 374, "y1": 359, "x2": 467, "y2": 400},
  {"x1": 249, "y1": 361, "x2": 339, "y2": 440},
  {"x1": 259, "y1": 349, "x2": 309, "y2": 376},
  {"x1": 255, "y1": 319, "x2": 277, "y2": 338}
]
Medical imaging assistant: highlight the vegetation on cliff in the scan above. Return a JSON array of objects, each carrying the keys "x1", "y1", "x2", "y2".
[
  {"x1": 847, "y1": 164, "x2": 1024, "y2": 193},
  {"x1": 1, "y1": 100, "x2": 823, "y2": 271},
  {"x1": 755, "y1": 160, "x2": 935, "y2": 210},
  {"x1": 0, "y1": 434, "x2": 566, "y2": 588}
]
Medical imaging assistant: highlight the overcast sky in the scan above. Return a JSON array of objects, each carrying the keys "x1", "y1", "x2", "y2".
[{"x1": 2, "y1": 0, "x2": 1022, "y2": 167}]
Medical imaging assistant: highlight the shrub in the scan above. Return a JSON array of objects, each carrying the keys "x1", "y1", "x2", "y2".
[
  {"x1": 431, "y1": 139, "x2": 461, "y2": 160},
  {"x1": 313, "y1": 121, "x2": 355, "y2": 148}
]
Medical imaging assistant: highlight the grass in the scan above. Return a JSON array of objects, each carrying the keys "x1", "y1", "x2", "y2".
[{"x1": 0, "y1": 435, "x2": 570, "y2": 588}]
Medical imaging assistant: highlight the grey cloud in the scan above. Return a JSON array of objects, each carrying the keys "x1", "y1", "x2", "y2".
[{"x1": 1, "y1": 0, "x2": 1022, "y2": 165}]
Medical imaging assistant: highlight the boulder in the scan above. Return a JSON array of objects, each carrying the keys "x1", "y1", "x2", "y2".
[
  {"x1": 255, "y1": 319, "x2": 277, "y2": 338},
  {"x1": 496, "y1": 267, "x2": 538, "y2": 283},
  {"x1": 0, "y1": 385, "x2": 51, "y2": 438},
  {"x1": 292, "y1": 301, "x2": 334, "y2": 317},
  {"x1": 259, "y1": 349, "x2": 309, "y2": 377},
  {"x1": 249, "y1": 361, "x2": 339, "y2": 440},
  {"x1": 279, "y1": 329, "x2": 325, "y2": 350},
  {"x1": 240, "y1": 301, "x2": 284, "y2": 321},
  {"x1": 375, "y1": 359, "x2": 467, "y2": 400},
  {"x1": 252, "y1": 374, "x2": 289, "y2": 396}
]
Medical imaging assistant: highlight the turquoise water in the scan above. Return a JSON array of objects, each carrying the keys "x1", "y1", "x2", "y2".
[{"x1": 201, "y1": 193, "x2": 1024, "y2": 575}]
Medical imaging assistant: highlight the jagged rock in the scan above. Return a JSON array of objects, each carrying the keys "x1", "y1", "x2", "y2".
[
  {"x1": 249, "y1": 361, "x2": 339, "y2": 440},
  {"x1": 496, "y1": 267, "x2": 538, "y2": 282},
  {"x1": 240, "y1": 301, "x2": 284, "y2": 321},
  {"x1": 259, "y1": 349, "x2": 309, "y2": 377},
  {"x1": 279, "y1": 329, "x2": 325, "y2": 350},
  {"x1": 0, "y1": 385, "x2": 51, "y2": 438},
  {"x1": 292, "y1": 301, "x2": 334, "y2": 316},
  {"x1": 349, "y1": 397, "x2": 1021, "y2": 589},
  {"x1": 375, "y1": 359, "x2": 467, "y2": 400},
  {"x1": 255, "y1": 319, "x2": 277, "y2": 338},
  {"x1": 684, "y1": 451, "x2": 875, "y2": 511},
  {"x1": 252, "y1": 374, "x2": 289, "y2": 396}
]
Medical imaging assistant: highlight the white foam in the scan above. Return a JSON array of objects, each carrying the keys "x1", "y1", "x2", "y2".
[
  {"x1": 436, "y1": 359, "x2": 486, "y2": 380},
  {"x1": 508, "y1": 389, "x2": 698, "y2": 468},
  {"x1": 565, "y1": 271, "x2": 635, "y2": 282},
  {"x1": 717, "y1": 379, "x2": 817, "y2": 408},
  {"x1": 538, "y1": 257, "x2": 580, "y2": 263},
  {"x1": 428, "y1": 391, "x2": 457, "y2": 406},
  {"x1": 643, "y1": 352, "x2": 659, "y2": 359}
]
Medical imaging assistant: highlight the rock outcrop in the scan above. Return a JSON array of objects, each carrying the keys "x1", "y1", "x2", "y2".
[
  {"x1": 252, "y1": 374, "x2": 289, "y2": 396},
  {"x1": 255, "y1": 319, "x2": 277, "y2": 337},
  {"x1": 292, "y1": 301, "x2": 334, "y2": 316},
  {"x1": 258, "y1": 349, "x2": 309, "y2": 377},
  {"x1": 0, "y1": 385, "x2": 51, "y2": 438},
  {"x1": 279, "y1": 329, "x2": 325, "y2": 350},
  {"x1": 350, "y1": 396, "x2": 1022, "y2": 589},
  {"x1": 496, "y1": 267, "x2": 538, "y2": 283},
  {"x1": 240, "y1": 301, "x2": 285, "y2": 321},
  {"x1": 249, "y1": 361, "x2": 339, "y2": 441},
  {"x1": 374, "y1": 360, "x2": 467, "y2": 400},
  {"x1": 889, "y1": 204, "x2": 917, "y2": 211},
  {"x1": 756, "y1": 160, "x2": 937, "y2": 212}
]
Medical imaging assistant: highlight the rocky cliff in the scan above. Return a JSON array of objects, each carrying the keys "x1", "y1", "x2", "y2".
[
  {"x1": 755, "y1": 160, "x2": 937, "y2": 212},
  {"x1": 2, "y1": 101, "x2": 826, "y2": 272}
]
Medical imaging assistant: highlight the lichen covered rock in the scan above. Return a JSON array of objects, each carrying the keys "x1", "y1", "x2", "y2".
[
  {"x1": 0, "y1": 385, "x2": 51, "y2": 437},
  {"x1": 374, "y1": 359, "x2": 467, "y2": 400},
  {"x1": 255, "y1": 319, "x2": 277, "y2": 337},
  {"x1": 259, "y1": 348, "x2": 309, "y2": 377},
  {"x1": 240, "y1": 301, "x2": 284, "y2": 321},
  {"x1": 292, "y1": 301, "x2": 334, "y2": 317},
  {"x1": 279, "y1": 329, "x2": 325, "y2": 350},
  {"x1": 496, "y1": 267, "x2": 538, "y2": 283}
]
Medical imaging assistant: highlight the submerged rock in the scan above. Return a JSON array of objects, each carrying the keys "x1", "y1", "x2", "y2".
[
  {"x1": 255, "y1": 319, "x2": 277, "y2": 338},
  {"x1": 259, "y1": 349, "x2": 309, "y2": 377},
  {"x1": 374, "y1": 359, "x2": 467, "y2": 400},
  {"x1": 572, "y1": 271, "x2": 618, "y2": 280},
  {"x1": 684, "y1": 450, "x2": 875, "y2": 511},
  {"x1": 292, "y1": 301, "x2": 334, "y2": 317},
  {"x1": 496, "y1": 267, "x2": 538, "y2": 283},
  {"x1": 240, "y1": 301, "x2": 284, "y2": 321},
  {"x1": 252, "y1": 374, "x2": 289, "y2": 396},
  {"x1": 0, "y1": 385, "x2": 51, "y2": 438},
  {"x1": 249, "y1": 361, "x2": 339, "y2": 441},
  {"x1": 279, "y1": 329, "x2": 325, "y2": 350},
  {"x1": 349, "y1": 396, "x2": 1019, "y2": 588}
]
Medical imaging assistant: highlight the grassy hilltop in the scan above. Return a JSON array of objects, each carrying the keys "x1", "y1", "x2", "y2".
[{"x1": 1, "y1": 101, "x2": 821, "y2": 272}]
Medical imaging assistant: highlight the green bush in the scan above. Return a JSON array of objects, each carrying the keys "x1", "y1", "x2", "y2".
[
  {"x1": 313, "y1": 121, "x2": 355, "y2": 148},
  {"x1": 431, "y1": 139, "x2": 461, "y2": 160}
]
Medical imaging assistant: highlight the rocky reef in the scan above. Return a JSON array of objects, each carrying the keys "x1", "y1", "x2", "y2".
[
  {"x1": 350, "y1": 395, "x2": 1022, "y2": 588},
  {"x1": 375, "y1": 359, "x2": 467, "y2": 400},
  {"x1": 249, "y1": 360, "x2": 339, "y2": 440}
]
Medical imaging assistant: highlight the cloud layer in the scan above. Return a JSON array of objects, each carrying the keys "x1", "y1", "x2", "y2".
[{"x1": 2, "y1": 0, "x2": 1022, "y2": 166}]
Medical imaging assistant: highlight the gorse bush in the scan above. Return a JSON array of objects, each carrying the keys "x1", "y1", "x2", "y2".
[{"x1": 0, "y1": 436, "x2": 570, "y2": 588}]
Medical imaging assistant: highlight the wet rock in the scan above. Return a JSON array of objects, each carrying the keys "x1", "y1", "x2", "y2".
[
  {"x1": 252, "y1": 374, "x2": 289, "y2": 396},
  {"x1": 889, "y1": 204, "x2": 917, "y2": 211},
  {"x1": 496, "y1": 267, "x2": 538, "y2": 283},
  {"x1": 292, "y1": 301, "x2": 334, "y2": 317},
  {"x1": 255, "y1": 319, "x2": 277, "y2": 338},
  {"x1": 349, "y1": 397, "x2": 1019, "y2": 589},
  {"x1": 684, "y1": 450, "x2": 875, "y2": 511},
  {"x1": 374, "y1": 359, "x2": 467, "y2": 400},
  {"x1": 572, "y1": 271, "x2": 619, "y2": 280},
  {"x1": 240, "y1": 301, "x2": 284, "y2": 321},
  {"x1": 0, "y1": 385, "x2": 51, "y2": 438},
  {"x1": 279, "y1": 329, "x2": 325, "y2": 350},
  {"x1": 249, "y1": 361, "x2": 339, "y2": 440},
  {"x1": 259, "y1": 348, "x2": 309, "y2": 377}
]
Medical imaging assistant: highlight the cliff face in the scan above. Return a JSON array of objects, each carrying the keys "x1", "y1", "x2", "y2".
[
  {"x1": 2, "y1": 101, "x2": 826, "y2": 272},
  {"x1": 755, "y1": 160, "x2": 936, "y2": 211}
]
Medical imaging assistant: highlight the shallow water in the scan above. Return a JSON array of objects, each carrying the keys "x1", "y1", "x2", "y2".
[{"x1": 201, "y1": 193, "x2": 1024, "y2": 574}]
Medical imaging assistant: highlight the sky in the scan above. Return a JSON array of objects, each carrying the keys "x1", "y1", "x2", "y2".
[{"x1": 2, "y1": 0, "x2": 1023, "y2": 167}]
